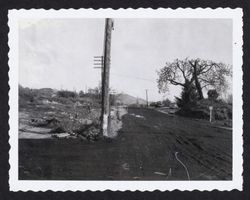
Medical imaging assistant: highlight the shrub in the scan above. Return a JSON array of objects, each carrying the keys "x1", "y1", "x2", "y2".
[
  {"x1": 175, "y1": 81, "x2": 199, "y2": 109},
  {"x1": 19, "y1": 85, "x2": 38, "y2": 107},
  {"x1": 162, "y1": 98, "x2": 171, "y2": 107},
  {"x1": 176, "y1": 97, "x2": 232, "y2": 120},
  {"x1": 57, "y1": 90, "x2": 77, "y2": 98},
  {"x1": 79, "y1": 90, "x2": 85, "y2": 97},
  {"x1": 207, "y1": 89, "x2": 219, "y2": 101}
]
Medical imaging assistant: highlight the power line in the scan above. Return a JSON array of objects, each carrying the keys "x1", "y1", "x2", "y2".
[{"x1": 110, "y1": 72, "x2": 156, "y2": 82}]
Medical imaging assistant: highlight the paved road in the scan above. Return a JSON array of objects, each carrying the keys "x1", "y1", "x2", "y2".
[{"x1": 19, "y1": 107, "x2": 232, "y2": 180}]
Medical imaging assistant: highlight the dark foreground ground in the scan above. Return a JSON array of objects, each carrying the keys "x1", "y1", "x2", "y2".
[{"x1": 19, "y1": 108, "x2": 232, "y2": 180}]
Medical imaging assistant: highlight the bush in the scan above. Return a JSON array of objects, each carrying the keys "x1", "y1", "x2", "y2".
[
  {"x1": 150, "y1": 101, "x2": 162, "y2": 108},
  {"x1": 207, "y1": 89, "x2": 219, "y2": 100},
  {"x1": 19, "y1": 85, "x2": 38, "y2": 107},
  {"x1": 79, "y1": 90, "x2": 85, "y2": 97},
  {"x1": 162, "y1": 99, "x2": 171, "y2": 107},
  {"x1": 57, "y1": 90, "x2": 77, "y2": 98},
  {"x1": 176, "y1": 98, "x2": 232, "y2": 120},
  {"x1": 176, "y1": 108, "x2": 210, "y2": 119},
  {"x1": 175, "y1": 81, "x2": 199, "y2": 109}
]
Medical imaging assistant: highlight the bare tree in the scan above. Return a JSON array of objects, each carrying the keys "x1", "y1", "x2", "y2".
[{"x1": 157, "y1": 58, "x2": 232, "y2": 99}]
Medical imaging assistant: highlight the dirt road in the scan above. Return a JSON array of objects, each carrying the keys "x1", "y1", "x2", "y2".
[{"x1": 19, "y1": 107, "x2": 232, "y2": 180}]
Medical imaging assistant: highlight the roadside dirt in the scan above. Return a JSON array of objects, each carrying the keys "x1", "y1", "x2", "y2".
[{"x1": 19, "y1": 99, "x2": 101, "y2": 140}]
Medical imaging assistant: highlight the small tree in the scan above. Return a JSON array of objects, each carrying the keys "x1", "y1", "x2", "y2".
[
  {"x1": 175, "y1": 80, "x2": 199, "y2": 108},
  {"x1": 57, "y1": 90, "x2": 76, "y2": 98},
  {"x1": 207, "y1": 89, "x2": 219, "y2": 101},
  {"x1": 162, "y1": 98, "x2": 171, "y2": 107},
  {"x1": 79, "y1": 90, "x2": 84, "y2": 97}
]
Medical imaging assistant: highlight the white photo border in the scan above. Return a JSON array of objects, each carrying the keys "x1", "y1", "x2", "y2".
[{"x1": 8, "y1": 8, "x2": 243, "y2": 191}]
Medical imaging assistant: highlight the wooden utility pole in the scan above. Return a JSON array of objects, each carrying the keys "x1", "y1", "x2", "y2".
[
  {"x1": 101, "y1": 18, "x2": 114, "y2": 137},
  {"x1": 145, "y1": 89, "x2": 149, "y2": 107}
]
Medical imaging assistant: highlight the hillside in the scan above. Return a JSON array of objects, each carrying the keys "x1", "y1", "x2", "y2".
[
  {"x1": 19, "y1": 85, "x2": 147, "y2": 107},
  {"x1": 115, "y1": 93, "x2": 147, "y2": 105}
]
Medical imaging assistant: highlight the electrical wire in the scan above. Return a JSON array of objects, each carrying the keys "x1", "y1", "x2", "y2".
[{"x1": 110, "y1": 72, "x2": 156, "y2": 82}]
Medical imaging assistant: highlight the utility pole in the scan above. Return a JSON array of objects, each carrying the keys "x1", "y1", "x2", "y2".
[
  {"x1": 101, "y1": 18, "x2": 114, "y2": 137},
  {"x1": 145, "y1": 89, "x2": 148, "y2": 107}
]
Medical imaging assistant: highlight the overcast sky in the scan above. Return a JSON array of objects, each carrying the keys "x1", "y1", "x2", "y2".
[{"x1": 19, "y1": 18, "x2": 232, "y2": 101}]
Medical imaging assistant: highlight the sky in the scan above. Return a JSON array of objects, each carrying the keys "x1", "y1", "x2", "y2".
[{"x1": 19, "y1": 18, "x2": 232, "y2": 101}]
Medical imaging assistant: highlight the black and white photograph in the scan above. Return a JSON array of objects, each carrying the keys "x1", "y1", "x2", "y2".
[{"x1": 8, "y1": 9, "x2": 243, "y2": 191}]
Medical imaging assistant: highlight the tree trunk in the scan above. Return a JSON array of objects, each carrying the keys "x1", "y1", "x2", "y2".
[
  {"x1": 195, "y1": 79, "x2": 204, "y2": 100},
  {"x1": 193, "y1": 64, "x2": 204, "y2": 100}
]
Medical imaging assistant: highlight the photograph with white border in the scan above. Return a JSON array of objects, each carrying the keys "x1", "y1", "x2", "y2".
[{"x1": 8, "y1": 8, "x2": 243, "y2": 191}]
